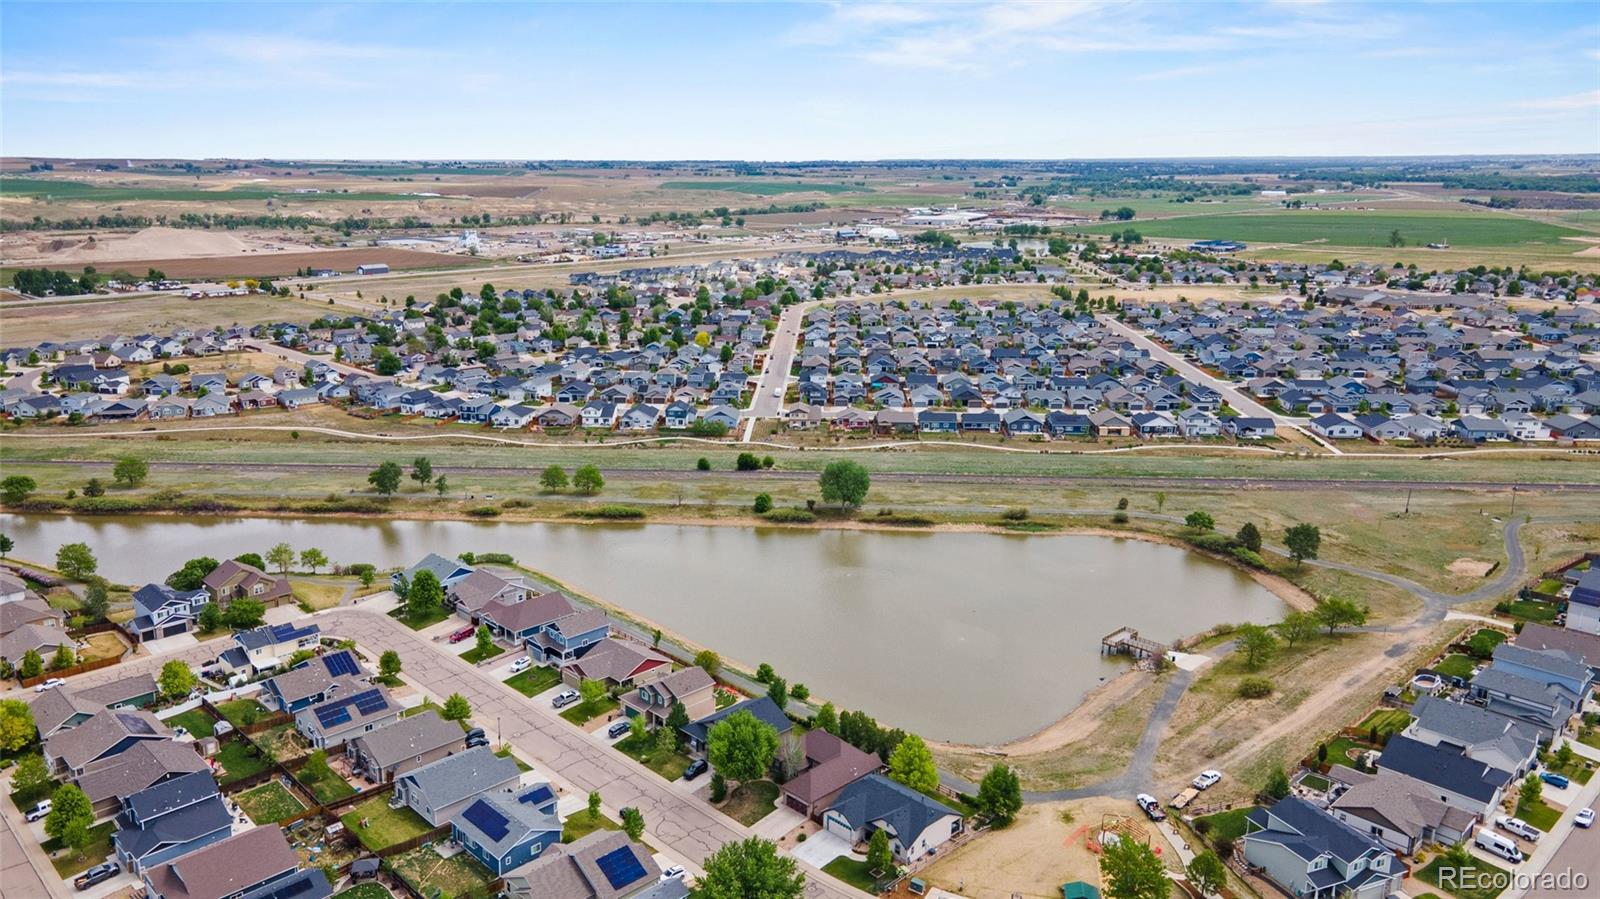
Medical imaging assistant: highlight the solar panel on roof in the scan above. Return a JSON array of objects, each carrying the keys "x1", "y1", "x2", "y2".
[
  {"x1": 595, "y1": 846, "x2": 647, "y2": 889},
  {"x1": 462, "y1": 800, "x2": 509, "y2": 842},
  {"x1": 519, "y1": 785, "x2": 555, "y2": 806},
  {"x1": 118, "y1": 713, "x2": 156, "y2": 735},
  {"x1": 315, "y1": 705, "x2": 351, "y2": 728},
  {"x1": 352, "y1": 689, "x2": 388, "y2": 715},
  {"x1": 322, "y1": 650, "x2": 359, "y2": 678}
]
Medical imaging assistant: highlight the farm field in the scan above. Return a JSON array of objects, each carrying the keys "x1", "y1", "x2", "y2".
[
  {"x1": 7, "y1": 247, "x2": 473, "y2": 281},
  {"x1": 0, "y1": 177, "x2": 424, "y2": 203},
  {"x1": 1086, "y1": 209, "x2": 1584, "y2": 248},
  {"x1": 659, "y1": 179, "x2": 868, "y2": 195}
]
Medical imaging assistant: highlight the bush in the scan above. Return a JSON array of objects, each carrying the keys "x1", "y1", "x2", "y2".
[
  {"x1": 466, "y1": 506, "x2": 501, "y2": 517},
  {"x1": 1230, "y1": 547, "x2": 1268, "y2": 569},
  {"x1": 872, "y1": 513, "x2": 934, "y2": 526},
  {"x1": 473, "y1": 552, "x2": 515, "y2": 565},
  {"x1": 1188, "y1": 532, "x2": 1236, "y2": 553},
  {"x1": 752, "y1": 493, "x2": 773, "y2": 514},
  {"x1": 1111, "y1": 511, "x2": 1129, "y2": 524},
  {"x1": 763, "y1": 508, "x2": 816, "y2": 524},
  {"x1": 1238, "y1": 677, "x2": 1274, "y2": 698},
  {"x1": 1001, "y1": 507, "x2": 1029, "y2": 521},
  {"x1": 567, "y1": 505, "x2": 646, "y2": 519}
]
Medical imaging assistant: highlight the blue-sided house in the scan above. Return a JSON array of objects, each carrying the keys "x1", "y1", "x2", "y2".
[
  {"x1": 113, "y1": 770, "x2": 232, "y2": 873},
  {"x1": 451, "y1": 782, "x2": 562, "y2": 877}
]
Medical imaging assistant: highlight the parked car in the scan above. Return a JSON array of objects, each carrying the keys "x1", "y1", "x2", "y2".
[
  {"x1": 606, "y1": 720, "x2": 632, "y2": 739},
  {"x1": 1539, "y1": 771, "x2": 1570, "y2": 789},
  {"x1": 464, "y1": 727, "x2": 488, "y2": 748},
  {"x1": 552, "y1": 689, "x2": 580, "y2": 709},
  {"x1": 1575, "y1": 808, "x2": 1594, "y2": 829},
  {"x1": 34, "y1": 678, "x2": 65, "y2": 693},
  {"x1": 683, "y1": 759, "x2": 708, "y2": 781},
  {"x1": 448, "y1": 626, "x2": 476, "y2": 644},
  {"x1": 1476, "y1": 828, "x2": 1523, "y2": 863},
  {"x1": 1192, "y1": 770, "x2": 1222, "y2": 790},
  {"x1": 508, "y1": 656, "x2": 533, "y2": 674},
  {"x1": 660, "y1": 865, "x2": 686, "y2": 881},
  {"x1": 1135, "y1": 794, "x2": 1165, "y2": 821},
  {"x1": 25, "y1": 800, "x2": 52, "y2": 822},
  {"x1": 1496, "y1": 814, "x2": 1541, "y2": 842},
  {"x1": 75, "y1": 862, "x2": 119, "y2": 891}
]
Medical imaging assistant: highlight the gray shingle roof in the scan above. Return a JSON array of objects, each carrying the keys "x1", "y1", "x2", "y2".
[
  {"x1": 351, "y1": 709, "x2": 462, "y2": 770},
  {"x1": 399, "y1": 745, "x2": 520, "y2": 810},
  {"x1": 827, "y1": 773, "x2": 958, "y2": 843}
]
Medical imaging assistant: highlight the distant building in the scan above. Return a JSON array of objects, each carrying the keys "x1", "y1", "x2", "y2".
[{"x1": 356, "y1": 263, "x2": 390, "y2": 275}]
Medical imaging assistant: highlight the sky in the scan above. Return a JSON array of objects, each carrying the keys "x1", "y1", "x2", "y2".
[{"x1": 2, "y1": 1, "x2": 1598, "y2": 160}]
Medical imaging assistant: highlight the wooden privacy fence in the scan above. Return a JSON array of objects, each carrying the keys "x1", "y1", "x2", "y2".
[{"x1": 18, "y1": 653, "x2": 121, "y2": 687}]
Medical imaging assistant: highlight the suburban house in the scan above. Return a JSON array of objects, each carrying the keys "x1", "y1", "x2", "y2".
[
  {"x1": 346, "y1": 708, "x2": 465, "y2": 783},
  {"x1": 680, "y1": 696, "x2": 791, "y2": 756},
  {"x1": 526, "y1": 606, "x2": 612, "y2": 664},
  {"x1": 43, "y1": 709, "x2": 171, "y2": 777},
  {"x1": 500, "y1": 830, "x2": 661, "y2": 899},
  {"x1": 220, "y1": 622, "x2": 321, "y2": 676},
  {"x1": 1375, "y1": 735, "x2": 1510, "y2": 818},
  {"x1": 478, "y1": 591, "x2": 609, "y2": 660},
  {"x1": 128, "y1": 583, "x2": 211, "y2": 643},
  {"x1": 1241, "y1": 797, "x2": 1402, "y2": 899},
  {"x1": 1515, "y1": 622, "x2": 1600, "y2": 674},
  {"x1": 559, "y1": 637, "x2": 672, "y2": 690},
  {"x1": 1309, "y1": 413, "x2": 1364, "y2": 439},
  {"x1": 448, "y1": 569, "x2": 530, "y2": 620},
  {"x1": 621, "y1": 666, "x2": 716, "y2": 730},
  {"x1": 778, "y1": 730, "x2": 882, "y2": 819},
  {"x1": 294, "y1": 683, "x2": 399, "y2": 749},
  {"x1": 1403, "y1": 695, "x2": 1539, "y2": 777},
  {"x1": 1469, "y1": 643, "x2": 1592, "y2": 740},
  {"x1": 1565, "y1": 569, "x2": 1600, "y2": 636},
  {"x1": 0, "y1": 577, "x2": 69, "y2": 666},
  {"x1": 394, "y1": 553, "x2": 476, "y2": 591},
  {"x1": 452, "y1": 782, "x2": 562, "y2": 877},
  {"x1": 113, "y1": 770, "x2": 232, "y2": 873},
  {"x1": 202, "y1": 559, "x2": 293, "y2": 608},
  {"x1": 394, "y1": 745, "x2": 521, "y2": 827},
  {"x1": 822, "y1": 773, "x2": 962, "y2": 863},
  {"x1": 142, "y1": 825, "x2": 326, "y2": 899},
  {"x1": 77, "y1": 738, "x2": 209, "y2": 820},
  {"x1": 1327, "y1": 767, "x2": 1478, "y2": 855},
  {"x1": 261, "y1": 648, "x2": 365, "y2": 713},
  {"x1": 31, "y1": 674, "x2": 160, "y2": 738}
]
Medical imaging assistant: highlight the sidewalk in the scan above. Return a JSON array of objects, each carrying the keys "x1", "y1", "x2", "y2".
[{"x1": 1502, "y1": 736, "x2": 1600, "y2": 899}]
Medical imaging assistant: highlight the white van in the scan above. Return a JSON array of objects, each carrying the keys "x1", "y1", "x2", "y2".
[
  {"x1": 1495, "y1": 814, "x2": 1541, "y2": 842},
  {"x1": 1476, "y1": 828, "x2": 1524, "y2": 863}
]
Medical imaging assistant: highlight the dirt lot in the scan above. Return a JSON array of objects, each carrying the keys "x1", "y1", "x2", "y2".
[
  {"x1": 921, "y1": 797, "x2": 1179, "y2": 899},
  {"x1": 0, "y1": 292, "x2": 334, "y2": 344},
  {"x1": 60, "y1": 247, "x2": 468, "y2": 279}
]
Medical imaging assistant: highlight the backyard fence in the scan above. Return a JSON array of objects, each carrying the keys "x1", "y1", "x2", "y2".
[{"x1": 18, "y1": 653, "x2": 122, "y2": 687}]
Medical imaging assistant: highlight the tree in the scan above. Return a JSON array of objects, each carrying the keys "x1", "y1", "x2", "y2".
[
  {"x1": 80, "y1": 583, "x2": 110, "y2": 622},
  {"x1": 18, "y1": 649, "x2": 43, "y2": 679},
  {"x1": 434, "y1": 475, "x2": 449, "y2": 496},
  {"x1": 82, "y1": 478, "x2": 105, "y2": 498},
  {"x1": 379, "y1": 650, "x2": 402, "y2": 680},
  {"x1": 573, "y1": 464, "x2": 605, "y2": 495},
  {"x1": 1314, "y1": 597, "x2": 1367, "y2": 635},
  {"x1": 159, "y1": 660, "x2": 197, "y2": 699},
  {"x1": 539, "y1": 465, "x2": 569, "y2": 491},
  {"x1": 368, "y1": 461, "x2": 403, "y2": 495},
  {"x1": 410, "y1": 457, "x2": 433, "y2": 488},
  {"x1": 197, "y1": 602, "x2": 222, "y2": 633},
  {"x1": 694, "y1": 649, "x2": 721, "y2": 676},
  {"x1": 266, "y1": 542, "x2": 295, "y2": 574},
  {"x1": 767, "y1": 676, "x2": 788, "y2": 710},
  {"x1": 665, "y1": 701, "x2": 690, "y2": 740},
  {"x1": 475, "y1": 624, "x2": 493, "y2": 656},
  {"x1": 1275, "y1": 610, "x2": 1318, "y2": 649},
  {"x1": 587, "y1": 790, "x2": 602, "y2": 820},
  {"x1": 1100, "y1": 834, "x2": 1171, "y2": 899},
  {"x1": 234, "y1": 552, "x2": 266, "y2": 570},
  {"x1": 735, "y1": 452, "x2": 760, "y2": 472},
  {"x1": 223, "y1": 598, "x2": 265, "y2": 629},
  {"x1": 620, "y1": 806, "x2": 645, "y2": 841},
  {"x1": 579, "y1": 677, "x2": 608, "y2": 707},
  {"x1": 819, "y1": 460, "x2": 870, "y2": 508},
  {"x1": 790, "y1": 683, "x2": 809, "y2": 701},
  {"x1": 1284, "y1": 523, "x2": 1321, "y2": 564},
  {"x1": 12, "y1": 754, "x2": 50, "y2": 802},
  {"x1": 406, "y1": 570, "x2": 443, "y2": 623},
  {"x1": 1265, "y1": 767, "x2": 1291, "y2": 800},
  {"x1": 867, "y1": 828, "x2": 894, "y2": 874},
  {"x1": 167, "y1": 557, "x2": 219, "y2": 591},
  {"x1": 697, "y1": 457, "x2": 712, "y2": 471},
  {"x1": 977, "y1": 763, "x2": 1023, "y2": 825},
  {"x1": 695, "y1": 837, "x2": 805, "y2": 899},
  {"x1": 1184, "y1": 510, "x2": 1215, "y2": 531},
  {"x1": 1187, "y1": 851, "x2": 1228, "y2": 896},
  {"x1": 706, "y1": 710, "x2": 780, "y2": 784},
  {"x1": 44, "y1": 784, "x2": 94, "y2": 849},
  {"x1": 112, "y1": 456, "x2": 149, "y2": 487},
  {"x1": 299, "y1": 548, "x2": 328, "y2": 574},
  {"x1": 0, "y1": 533, "x2": 11, "y2": 557},
  {"x1": 0, "y1": 700, "x2": 36, "y2": 753},
  {"x1": 442, "y1": 692, "x2": 471, "y2": 721},
  {"x1": 50, "y1": 644, "x2": 75, "y2": 671},
  {"x1": 55, "y1": 542, "x2": 97, "y2": 580},
  {"x1": 1235, "y1": 522, "x2": 1262, "y2": 552},
  {"x1": 1236, "y1": 624, "x2": 1278, "y2": 670},
  {"x1": 753, "y1": 493, "x2": 773, "y2": 514},
  {"x1": 814, "y1": 702, "x2": 839, "y2": 735},
  {"x1": 888, "y1": 733, "x2": 938, "y2": 793},
  {"x1": 1, "y1": 475, "x2": 37, "y2": 505},
  {"x1": 1519, "y1": 773, "x2": 1542, "y2": 806}
]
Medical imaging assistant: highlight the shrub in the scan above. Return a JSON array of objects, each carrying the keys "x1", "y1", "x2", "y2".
[
  {"x1": 473, "y1": 552, "x2": 515, "y2": 565},
  {"x1": 567, "y1": 505, "x2": 646, "y2": 519},
  {"x1": 873, "y1": 514, "x2": 934, "y2": 526},
  {"x1": 1111, "y1": 511, "x2": 1129, "y2": 524},
  {"x1": 1238, "y1": 677, "x2": 1274, "y2": 698},
  {"x1": 763, "y1": 508, "x2": 816, "y2": 524},
  {"x1": 1188, "y1": 532, "x2": 1235, "y2": 553},
  {"x1": 1230, "y1": 547, "x2": 1268, "y2": 569},
  {"x1": 1001, "y1": 507, "x2": 1029, "y2": 521},
  {"x1": 467, "y1": 506, "x2": 501, "y2": 517},
  {"x1": 752, "y1": 493, "x2": 773, "y2": 514}
]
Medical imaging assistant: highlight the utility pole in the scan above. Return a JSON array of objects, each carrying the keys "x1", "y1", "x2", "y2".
[
  {"x1": 1509, "y1": 486, "x2": 1517, "y2": 517},
  {"x1": 1404, "y1": 488, "x2": 1412, "y2": 516}
]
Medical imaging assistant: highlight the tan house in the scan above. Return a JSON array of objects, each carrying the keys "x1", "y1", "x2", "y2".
[
  {"x1": 621, "y1": 665, "x2": 716, "y2": 729},
  {"x1": 345, "y1": 709, "x2": 465, "y2": 782},
  {"x1": 559, "y1": 638, "x2": 671, "y2": 690},
  {"x1": 202, "y1": 560, "x2": 293, "y2": 607}
]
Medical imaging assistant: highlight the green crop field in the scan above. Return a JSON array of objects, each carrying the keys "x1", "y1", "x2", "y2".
[
  {"x1": 0, "y1": 177, "x2": 422, "y2": 203},
  {"x1": 1085, "y1": 209, "x2": 1582, "y2": 248},
  {"x1": 660, "y1": 180, "x2": 866, "y2": 196}
]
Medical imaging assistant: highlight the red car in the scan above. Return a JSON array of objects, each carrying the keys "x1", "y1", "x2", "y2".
[{"x1": 448, "y1": 625, "x2": 476, "y2": 643}]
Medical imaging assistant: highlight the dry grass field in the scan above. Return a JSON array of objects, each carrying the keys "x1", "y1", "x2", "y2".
[
  {"x1": 0, "y1": 291, "x2": 336, "y2": 343},
  {"x1": 79, "y1": 247, "x2": 470, "y2": 279}
]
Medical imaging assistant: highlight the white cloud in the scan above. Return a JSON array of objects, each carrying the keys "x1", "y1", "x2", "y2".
[{"x1": 1521, "y1": 89, "x2": 1600, "y2": 111}]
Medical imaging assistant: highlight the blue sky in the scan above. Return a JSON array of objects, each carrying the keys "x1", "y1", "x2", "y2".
[{"x1": 3, "y1": 1, "x2": 1597, "y2": 159}]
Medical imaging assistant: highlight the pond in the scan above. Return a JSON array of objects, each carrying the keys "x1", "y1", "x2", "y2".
[{"x1": 1, "y1": 513, "x2": 1285, "y2": 744}]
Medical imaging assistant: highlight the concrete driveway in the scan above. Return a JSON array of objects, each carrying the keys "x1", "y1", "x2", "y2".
[
  {"x1": 751, "y1": 805, "x2": 805, "y2": 841},
  {"x1": 791, "y1": 829, "x2": 854, "y2": 869}
]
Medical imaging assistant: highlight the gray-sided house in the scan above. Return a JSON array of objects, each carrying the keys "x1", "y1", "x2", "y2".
[
  {"x1": 449, "y1": 569, "x2": 530, "y2": 621},
  {"x1": 526, "y1": 606, "x2": 612, "y2": 665},
  {"x1": 346, "y1": 708, "x2": 466, "y2": 783},
  {"x1": 452, "y1": 782, "x2": 562, "y2": 877},
  {"x1": 1326, "y1": 767, "x2": 1478, "y2": 856},
  {"x1": 560, "y1": 638, "x2": 672, "y2": 690},
  {"x1": 823, "y1": 773, "x2": 962, "y2": 863},
  {"x1": 1469, "y1": 643, "x2": 1592, "y2": 741},
  {"x1": 500, "y1": 829, "x2": 661, "y2": 899},
  {"x1": 621, "y1": 666, "x2": 715, "y2": 730},
  {"x1": 44, "y1": 708, "x2": 171, "y2": 777},
  {"x1": 394, "y1": 553, "x2": 475, "y2": 591},
  {"x1": 128, "y1": 583, "x2": 211, "y2": 643},
  {"x1": 113, "y1": 770, "x2": 232, "y2": 873},
  {"x1": 1241, "y1": 797, "x2": 1401, "y2": 899},
  {"x1": 221, "y1": 622, "x2": 321, "y2": 677},
  {"x1": 79, "y1": 739, "x2": 209, "y2": 820},
  {"x1": 295, "y1": 683, "x2": 399, "y2": 750},
  {"x1": 680, "y1": 696, "x2": 791, "y2": 756},
  {"x1": 1375, "y1": 735, "x2": 1510, "y2": 818},
  {"x1": 394, "y1": 745, "x2": 522, "y2": 827},
  {"x1": 1403, "y1": 695, "x2": 1539, "y2": 778}
]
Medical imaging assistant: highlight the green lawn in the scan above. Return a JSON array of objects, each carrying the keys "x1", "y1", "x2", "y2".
[
  {"x1": 1535, "y1": 578, "x2": 1564, "y2": 595},
  {"x1": 612, "y1": 731, "x2": 693, "y2": 781},
  {"x1": 297, "y1": 766, "x2": 357, "y2": 804},
  {"x1": 1515, "y1": 798, "x2": 1560, "y2": 832},
  {"x1": 1549, "y1": 754, "x2": 1596, "y2": 785},
  {"x1": 332, "y1": 884, "x2": 394, "y2": 899},
  {"x1": 560, "y1": 697, "x2": 618, "y2": 726},
  {"x1": 1084, "y1": 209, "x2": 1582, "y2": 248},
  {"x1": 1300, "y1": 773, "x2": 1331, "y2": 792},
  {"x1": 165, "y1": 707, "x2": 218, "y2": 738},
  {"x1": 340, "y1": 794, "x2": 433, "y2": 851},
  {"x1": 1581, "y1": 728, "x2": 1600, "y2": 751},
  {"x1": 43, "y1": 820, "x2": 115, "y2": 878},
  {"x1": 1435, "y1": 654, "x2": 1477, "y2": 679},
  {"x1": 1417, "y1": 855, "x2": 1508, "y2": 899},
  {"x1": 562, "y1": 809, "x2": 621, "y2": 843},
  {"x1": 388, "y1": 606, "x2": 452, "y2": 631},
  {"x1": 1194, "y1": 807, "x2": 1254, "y2": 846},
  {"x1": 215, "y1": 740, "x2": 274, "y2": 784},
  {"x1": 496, "y1": 745, "x2": 532, "y2": 772},
  {"x1": 1322, "y1": 736, "x2": 1377, "y2": 770},
  {"x1": 505, "y1": 666, "x2": 563, "y2": 697},
  {"x1": 390, "y1": 844, "x2": 494, "y2": 899},
  {"x1": 1356, "y1": 709, "x2": 1410, "y2": 737},
  {"x1": 1502, "y1": 600, "x2": 1558, "y2": 623},
  {"x1": 213, "y1": 698, "x2": 270, "y2": 728},
  {"x1": 823, "y1": 856, "x2": 882, "y2": 893},
  {"x1": 236, "y1": 781, "x2": 307, "y2": 824},
  {"x1": 720, "y1": 780, "x2": 780, "y2": 826},
  {"x1": 459, "y1": 643, "x2": 506, "y2": 664}
]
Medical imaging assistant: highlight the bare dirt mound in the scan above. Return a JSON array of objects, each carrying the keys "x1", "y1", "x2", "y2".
[{"x1": 1448, "y1": 558, "x2": 1495, "y2": 578}]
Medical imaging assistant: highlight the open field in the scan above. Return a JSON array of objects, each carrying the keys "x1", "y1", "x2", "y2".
[
  {"x1": 660, "y1": 180, "x2": 867, "y2": 195},
  {"x1": 17, "y1": 247, "x2": 474, "y2": 280},
  {"x1": 1086, "y1": 209, "x2": 1583, "y2": 248},
  {"x1": 0, "y1": 291, "x2": 339, "y2": 343},
  {"x1": 0, "y1": 176, "x2": 425, "y2": 203}
]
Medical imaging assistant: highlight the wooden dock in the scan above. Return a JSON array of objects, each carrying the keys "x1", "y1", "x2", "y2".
[{"x1": 1101, "y1": 626, "x2": 1168, "y2": 660}]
